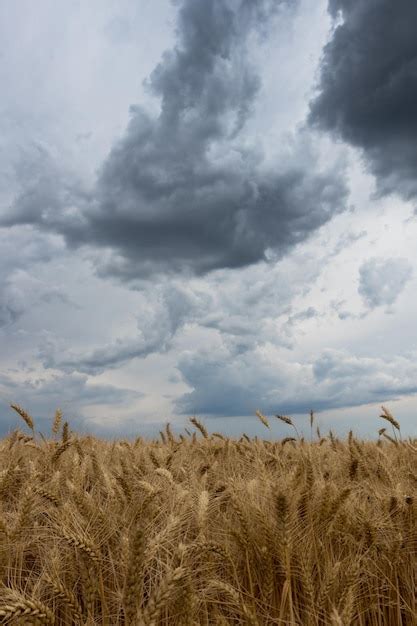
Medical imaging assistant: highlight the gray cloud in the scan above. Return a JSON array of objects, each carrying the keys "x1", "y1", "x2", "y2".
[
  {"x1": 37, "y1": 335, "x2": 159, "y2": 375},
  {"x1": 174, "y1": 345, "x2": 417, "y2": 417},
  {"x1": 358, "y1": 257, "x2": 413, "y2": 310},
  {"x1": 37, "y1": 248, "x2": 329, "y2": 375},
  {"x1": 0, "y1": 227, "x2": 74, "y2": 329},
  {"x1": 330, "y1": 229, "x2": 367, "y2": 257},
  {"x1": 0, "y1": 279, "x2": 26, "y2": 328},
  {"x1": 0, "y1": 142, "x2": 90, "y2": 232},
  {"x1": 309, "y1": 0, "x2": 417, "y2": 200},
  {"x1": 37, "y1": 282, "x2": 210, "y2": 374},
  {"x1": 1, "y1": 0, "x2": 348, "y2": 282},
  {"x1": 330, "y1": 299, "x2": 358, "y2": 321},
  {"x1": 285, "y1": 306, "x2": 319, "y2": 325}
]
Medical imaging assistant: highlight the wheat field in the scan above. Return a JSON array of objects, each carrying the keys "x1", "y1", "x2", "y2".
[{"x1": 0, "y1": 404, "x2": 415, "y2": 625}]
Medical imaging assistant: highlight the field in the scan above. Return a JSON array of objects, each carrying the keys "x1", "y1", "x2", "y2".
[{"x1": 0, "y1": 405, "x2": 415, "y2": 625}]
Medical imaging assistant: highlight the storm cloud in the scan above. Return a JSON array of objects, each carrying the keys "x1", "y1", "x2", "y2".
[
  {"x1": 3, "y1": 0, "x2": 417, "y2": 439},
  {"x1": 309, "y1": 0, "x2": 417, "y2": 199},
  {"x1": 174, "y1": 345, "x2": 417, "y2": 417},
  {"x1": 2, "y1": 0, "x2": 348, "y2": 281}
]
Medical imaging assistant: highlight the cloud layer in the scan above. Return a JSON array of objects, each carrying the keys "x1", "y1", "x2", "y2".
[
  {"x1": 174, "y1": 345, "x2": 417, "y2": 417},
  {"x1": 36, "y1": 246, "x2": 328, "y2": 375},
  {"x1": 1, "y1": 0, "x2": 417, "y2": 438},
  {"x1": 309, "y1": 0, "x2": 417, "y2": 199},
  {"x1": 2, "y1": 0, "x2": 348, "y2": 282}
]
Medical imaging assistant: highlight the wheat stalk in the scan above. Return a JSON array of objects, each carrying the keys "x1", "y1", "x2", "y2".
[
  {"x1": 196, "y1": 489, "x2": 209, "y2": 538},
  {"x1": 275, "y1": 414, "x2": 293, "y2": 426},
  {"x1": 61, "y1": 529, "x2": 101, "y2": 564},
  {"x1": 326, "y1": 488, "x2": 352, "y2": 533},
  {"x1": 256, "y1": 410, "x2": 270, "y2": 429},
  {"x1": 189, "y1": 417, "x2": 209, "y2": 438},
  {"x1": 380, "y1": 406, "x2": 400, "y2": 430},
  {"x1": 159, "y1": 430, "x2": 167, "y2": 445},
  {"x1": 35, "y1": 487, "x2": 60, "y2": 507},
  {"x1": 10, "y1": 403, "x2": 34, "y2": 432},
  {"x1": 78, "y1": 558, "x2": 96, "y2": 619},
  {"x1": 52, "y1": 409, "x2": 63, "y2": 436},
  {"x1": 43, "y1": 574, "x2": 84, "y2": 624},
  {"x1": 51, "y1": 439, "x2": 72, "y2": 464},
  {"x1": 165, "y1": 422, "x2": 175, "y2": 445},
  {"x1": 207, "y1": 579, "x2": 259, "y2": 626},
  {"x1": 124, "y1": 526, "x2": 146, "y2": 625},
  {"x1": 10, "y1": 487, "x2": 34, "y2": 540},
  {"x1": 275, "y1": 413, "x2": 302, "y2": 439},
  {"x1": 382, "y1": 432, "x2": 398, "y2": 446},
  {"x1": 330, "y1": 606, "x2": 343, "y2": 625},
  {"x1": 140, "y1": 566, "x2": 188, "y2": 626},
  {"x1": 281, "y1": 437, "x2": 296, "y2": 447},
  {"x1": 0, "y1": 598, "x2": 55, "y2": 624},
  {"x1": 317, "y1": 561, "x2": 341, "y2": 614}
]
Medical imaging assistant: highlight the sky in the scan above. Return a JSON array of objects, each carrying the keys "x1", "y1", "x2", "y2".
[{"x1": 1, "y1": 0, "x2": 417, "y2": 440}]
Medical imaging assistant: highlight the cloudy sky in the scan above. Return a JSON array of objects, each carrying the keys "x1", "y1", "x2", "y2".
[{"x1": 1, "y1": 0, "x2": 417, "y2": 440}]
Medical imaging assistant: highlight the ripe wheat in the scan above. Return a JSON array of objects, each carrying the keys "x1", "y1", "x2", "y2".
[{"x1": 0, "y1": 403, "x2": 414, "y2": 625}]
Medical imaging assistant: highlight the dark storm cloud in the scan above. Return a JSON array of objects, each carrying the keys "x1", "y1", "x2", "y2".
[
  {"x1": 39, "y1": 336, "x2": 168, "y2": 375},
  {"x1": 1, "y1": 0, "x2": 348, "y2": 281},
  {"x1": 174, "y1": 346, "x2": 417, "y2": 417},
  {"x1": 309, "y1": 0, "x2": 417, "y2": 199},
  {"x1": 0, "y1": 143, "x2": 91, "y2": 246},
  {"x1": 358, "y1": 257, "x2": 413, "y2": 310}
]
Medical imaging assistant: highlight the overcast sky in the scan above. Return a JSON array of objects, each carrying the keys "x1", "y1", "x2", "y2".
[{"x1": 1, "y1": 0, "x2": 417, "y2": 440}]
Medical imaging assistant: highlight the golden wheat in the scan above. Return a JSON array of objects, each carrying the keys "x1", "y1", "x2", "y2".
[
  {"x1": 0, "y1": 597, "x2": 55, "y2": 624},
  {"x1": 52, "y1": 409, "x2": 63, "y2": 436},
  {"x1": 0, "y1": 403, "x2": 415, "y2": 625},
  {"x1": 10, "y1": 403, "x2": 34, "y2": 431}
]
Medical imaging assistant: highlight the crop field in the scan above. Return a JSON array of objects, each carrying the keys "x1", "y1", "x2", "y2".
[{"x1": 0, "y1": 405, "x2": 415, "y2": 625}]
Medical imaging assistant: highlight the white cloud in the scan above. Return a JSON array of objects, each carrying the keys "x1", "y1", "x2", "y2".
[{"x1": 358, "y1": 257, "x2": 413, "y2": 310}]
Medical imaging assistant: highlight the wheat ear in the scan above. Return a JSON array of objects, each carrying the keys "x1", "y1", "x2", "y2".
[
  {"x1": 43, "y1": 574, "x2": 84, "y2": 624},
  {"x1": 189, "y1": 416, "x2": 209, "y2": 438},
  {"x1": 380, "y1": 406, "x2": 400, "y2": 430},
  {"x1": 10, "y1": 403, "x2": 34, "y2": 432},
  {"x1": 52, "y1": 409, "x2": 63, "y2": 435},
  {"x1": 0, "y1": 598, "x2": 55, "y2": 624},
  {"x1": 140, "y1": 566, "x2": 187, "y2": 626},
  {"x1": 208, "y1": 580, "x2": 259, "y2": 626},
  {"x1": 61, "y1": 530, "x2": 101, "y2": 564},
  {"x1": 124, "y1": 526, "x2": 146, "y2": 625},
  {"x1": 256, "y1": 410, "x2": 270, "y2": 429}
]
